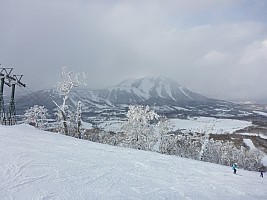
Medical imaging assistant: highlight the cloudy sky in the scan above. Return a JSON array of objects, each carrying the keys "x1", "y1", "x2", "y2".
[{"x1": 1, "y1": 0, "x2": 267, "y2": 102}]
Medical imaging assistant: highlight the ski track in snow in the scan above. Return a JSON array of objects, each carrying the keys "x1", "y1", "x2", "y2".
[{"x1": 0, "y1": 124, "x2": 267, "y2": 200}]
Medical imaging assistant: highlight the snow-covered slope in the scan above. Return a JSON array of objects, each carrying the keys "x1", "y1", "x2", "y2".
[{"x1": 1, "y1": 125, "x2": 267, "y2": 200}]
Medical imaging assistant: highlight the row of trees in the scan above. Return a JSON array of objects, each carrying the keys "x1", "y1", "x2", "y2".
[
  {"x1": 76, "y1": 105, "x2": 264, "y2": 171},
  {"x1": 160, "y1": 133, "x2": 264, "y2": 171},
  {"x1": 22, "y1": 67, "x2": 265, "y2": 172}
]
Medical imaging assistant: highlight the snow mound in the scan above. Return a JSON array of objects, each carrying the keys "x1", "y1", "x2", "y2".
[{"x1": 0, "y1": 125, "x2": 267, "y2": 200}]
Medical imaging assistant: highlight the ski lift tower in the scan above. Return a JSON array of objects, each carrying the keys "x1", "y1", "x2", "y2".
[
  {"x1": 0, "y1": 66, "x2": 5, "y2": 123},
  {"x1": 7, "y1": 74, "x2": 26, "y2": 125},
  {"x1": 0, "y1": 66, "x2": 14, "y2": 124}
]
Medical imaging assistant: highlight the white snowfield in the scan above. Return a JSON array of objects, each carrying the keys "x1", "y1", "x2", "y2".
[
  {"x1": 98, "y1": 117, "x2": 252, "y2": 134},
  {"x1": 171, "y1": 117, "x2": 252, "y2": 134},
  {"x1": 0, "y1": 125, "x2": 266, "y2": 200}
]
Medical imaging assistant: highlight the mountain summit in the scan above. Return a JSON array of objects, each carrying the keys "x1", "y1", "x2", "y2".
[{"x1": 95, "y1": 76, "x2": 212, "y2": 105}]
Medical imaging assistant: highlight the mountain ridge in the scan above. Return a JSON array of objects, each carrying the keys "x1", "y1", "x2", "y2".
[
  {"x1": 15, "y1": 76, "x2": 265, "y2": 122},
  {"x1": 92, "y1": 76, "x2": 219, "y2": 105}
]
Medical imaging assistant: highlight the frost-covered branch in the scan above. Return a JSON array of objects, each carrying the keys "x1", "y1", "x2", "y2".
[
  {"x1": 56, "y1": 66, "x2": 86, "y2": 96},
  {"x1": 53, "y1": 67, "x2": 86, "y2": 134}
]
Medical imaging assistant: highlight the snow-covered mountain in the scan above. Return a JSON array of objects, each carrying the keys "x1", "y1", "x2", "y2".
[
  {"x1": 1, "y1": 124, "x2": 267, "y2": 200},
  {"x1": 15, "y1": 76, "x2": 266, "y2": 122},
  {"x1": 96, "y1": 76, "x2": 211, "y2": 105}
]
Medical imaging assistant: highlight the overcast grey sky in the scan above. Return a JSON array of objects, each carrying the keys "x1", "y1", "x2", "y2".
[{"x1": 0, "y1": 0, "x2": 267, "y2": 102}]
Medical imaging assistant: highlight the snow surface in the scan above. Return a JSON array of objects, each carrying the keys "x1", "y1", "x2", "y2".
[
  {"x1": 237, "y1": 132, "x2": 267, "y2": 140},
  {"x1": 171, "y1": 117, "x2": 252, "y2": 134},
  {"x1": 1, "y1": 125, "x2": 267, "y2": 200},
  {"x1": 173, "y1": 106, "x2": 191, "y2": 111},
  {"x1": 253, "y1": 111, "x2": 267, "y2": 117},
  {"x1": 179, "y1": 86, "x2": 193, "y2": 100},
  {"x1": 98, "y1": 120, "x2": 124, "y2": 132},
  {"x1": 96, "y1": 117, "x2": 252, "y2": 134},
  {"x1": 243, "y1": 139, "x2": 256, "y2": 150},
  {"x1": 138, "y1": 78, "x2": 154, "y2": 95},
  {"x1": 163, "y1": 84, "x2": 175, "y2": 101}
]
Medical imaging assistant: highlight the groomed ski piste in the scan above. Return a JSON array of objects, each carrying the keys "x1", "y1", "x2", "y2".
[{"x1": 1, "y1": 125, "x2": 267, "y2": 200}]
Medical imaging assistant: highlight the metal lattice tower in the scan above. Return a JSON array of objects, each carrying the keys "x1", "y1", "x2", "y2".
[
  {"x1": 0, "y1": 66, "x2": 26, "y2": 125},
  {"x1": 7, "y1": 75, "x2": 26, "y2": 125},
  {"x1": 0, "y1": 74, "x2": 5, "y2": 122},
  {"x1": 0, "y1": 67, "x2": 14, "y2": 124}
]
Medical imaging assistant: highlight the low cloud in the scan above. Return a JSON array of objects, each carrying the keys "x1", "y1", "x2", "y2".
[{"x1": 0, "y1": 0, "x2": 267, "y2": 101}]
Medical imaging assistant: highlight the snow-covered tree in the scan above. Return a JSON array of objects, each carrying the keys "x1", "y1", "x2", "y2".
[
  {"x1": 238, "y1": 147, "x2": 264, "y2": 171},
  {"x1": 68, "y1": 101, "x2": 83, "y2": 138},
  {"x1": 120, "y1": 105, "x2": 160, "y2": 150},
  {"x1": 198, "y1": 124, "x2": 214, "y2": 161},
  {"x1": 201, "y1": 138, "x2": 221, "y2": 163},
  {"x1": 199, "y1": 138, "x2": 264, "y2": 171},
  {"x1": 155, "y1": 116, "x2": 174, "y2": 152},
  {"x1": 159, "y1": 131, "x2": 202, "y2": 159},
  {"x1": 53, "y1": 67, "x2": 86, "y2": 134},
  {"x1": 75, "y1": 101, "x2": 82, "y2": 138},
  {"x1": 23, "y1": 105, "x2": 49, "y2": 130},
  {"x1": 202, "y1": 139, "x2": 234, "y2": 165},
  {"x1": 160, "y1": 133, "x2": 178, "y2": 155}
]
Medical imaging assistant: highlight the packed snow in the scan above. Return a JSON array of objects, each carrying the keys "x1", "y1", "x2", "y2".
[{"x1": 1, "y1": 125, "x2": 267, "y2": 200}]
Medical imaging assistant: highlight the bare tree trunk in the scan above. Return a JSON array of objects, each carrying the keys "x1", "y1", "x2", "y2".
[
  {"x1": 77, "y1": 101, "x2": 82, "y2": 139},
  {"x1": 52, "y1": 99, "x2": 68, "y2": 134},
  {"x1": 61, "y1": 109, "x2": 68, "y2": 134}
]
